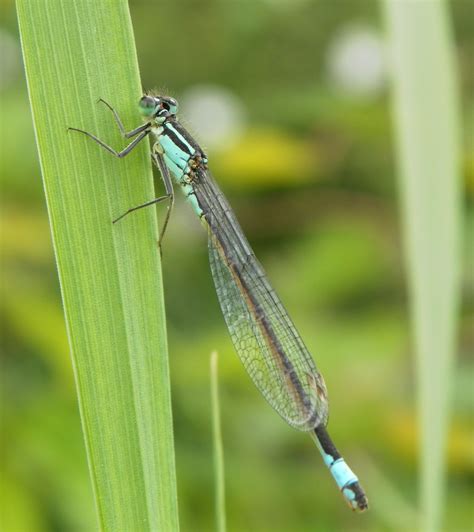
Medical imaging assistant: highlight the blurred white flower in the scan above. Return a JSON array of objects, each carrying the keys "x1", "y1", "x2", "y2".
[
  {"x1": 326, "y1": 25, "x2": 386, "y2": 97},
  {"x1": 180, "y1": 85, "x2": 245, "y2": 150}
]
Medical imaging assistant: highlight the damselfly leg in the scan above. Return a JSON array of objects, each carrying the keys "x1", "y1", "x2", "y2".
[
  {"x1": 96, "y1": 98, "x2": 148, "y2": 139},
  {"x1": 68, "y1": 102, "x2": 174, "y2": 246},
  {"x1": 152, "y1": 153, "x2": 175, "y2": 247},
  {"x1": 67, "y1": 125, "x2": 149, "y2": 158},
  {"x1": 112, "y1": 154, "x2": 175, "y2": 249},
  {"x1": 112, "y1": 195, "x2": 171, "y2": 224}
]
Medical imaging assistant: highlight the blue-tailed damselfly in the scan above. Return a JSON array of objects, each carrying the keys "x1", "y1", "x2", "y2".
[{"x1": 69, "y1": 94, "x2": 369, "y2": 512}]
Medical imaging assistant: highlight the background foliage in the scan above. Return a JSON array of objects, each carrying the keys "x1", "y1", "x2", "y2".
[{"x1": 2, "y1": 1, "x2": 472, "y2": 530}]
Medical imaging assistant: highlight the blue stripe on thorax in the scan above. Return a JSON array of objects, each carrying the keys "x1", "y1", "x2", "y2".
[
  {"x1": 157, "y1": 121, "x2": 204, "y2": 217},
  {"x1": 165, "y1": 123, "x2": 196, "y2": 155},
  {"x1": 159, "y1": 134, "x2": 190, "y2": 171}
]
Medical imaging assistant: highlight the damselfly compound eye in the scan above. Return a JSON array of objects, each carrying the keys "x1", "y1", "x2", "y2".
[
  {"x1": 160, "y1": 97, "x2": 178, "y2": 115},
  {"x1": 167, "y1": 97, "x2": 178, "y2": 115},
  {"x1": 139, "y1": 95, "x2": 158, "y2": 117}
]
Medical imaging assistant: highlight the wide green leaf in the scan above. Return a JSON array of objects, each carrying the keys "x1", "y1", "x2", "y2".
[{"x1": 16, "y1": 1, "x2": 179, "y2": 529}]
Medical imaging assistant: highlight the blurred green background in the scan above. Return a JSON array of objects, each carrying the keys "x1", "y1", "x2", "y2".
[{"x1": 1, "y1": 1, "x2": 473, "y2": 531}]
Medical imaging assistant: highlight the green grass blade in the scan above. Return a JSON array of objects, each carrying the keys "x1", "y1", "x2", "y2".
[
  {"x1": 210, "y1": 352, "x2": 227, "y2": 532},
  {"x1": 16, "y1": 1, "x2": 179, "y2": 530},
  {"x1": 383, "y1": 1, "x2": 461, "y2": 530}
]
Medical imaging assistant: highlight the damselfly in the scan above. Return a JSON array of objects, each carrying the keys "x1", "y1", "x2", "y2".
[{"x1": 69, "y1": 94, "x2": 369, "y2": 512}]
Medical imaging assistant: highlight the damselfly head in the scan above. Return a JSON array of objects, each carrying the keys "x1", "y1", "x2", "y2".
[{"x1": 139, "y1": 95, "x2": 178, "y2": 119}]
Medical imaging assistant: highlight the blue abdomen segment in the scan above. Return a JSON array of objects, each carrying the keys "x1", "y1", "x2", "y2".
[
  {"x1": 320, "y1": 450, "x2": 365, "y2": 510},
  {"x1": 322, "y1": 454, "x2": 358, "y2": 490},
  {"x1": 181, "y1": 182, "x2": 203, "y2": 217},
  {"x1": 311, "y1": 427, "x2": 368, "y2": 511}
]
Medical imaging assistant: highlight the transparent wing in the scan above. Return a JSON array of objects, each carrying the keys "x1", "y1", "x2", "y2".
[{"x1": 195, "y1": 169, "x2": 328, "y2": 430}]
